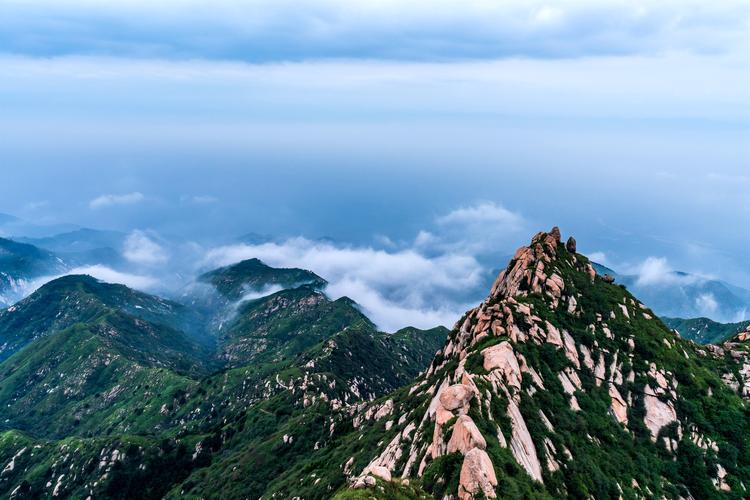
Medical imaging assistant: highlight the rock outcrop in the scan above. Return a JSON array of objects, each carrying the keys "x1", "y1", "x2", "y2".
[
  {"x1": 458, "y1": 448, "x2": 498, "y2": 499},
  {"x1": 566, "y1": 236, "x2": 577, "y2": 253},
  {"x1": 447, "y1": 415, "x2": 487, "y2": 454},
  {"x1": 343, "y1": 227, "x2": 750, "y2": 499}
]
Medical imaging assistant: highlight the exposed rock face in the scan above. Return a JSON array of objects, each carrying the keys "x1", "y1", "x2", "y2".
[
  {"x1": 482, "y1": 342, "x2": 521, "y2": 389},
  {"x1": 644, "y1": 389, "x2": 678, "y2": 440},
  {"x1": 458, "y1": 448, "x2": 498, "y2": 499},
  {"x1": 566, "y1": 236, "x2": 577, "y2": 253},
  {"x1": 447, "y1": 415, "x2": 487, "y2": 454},
  {"x1": 345, "y1": 227, "x2": 750, "y2": 499},
  {"x1": 439, "y1": 384, "x2": 474, "y2": 412},
  {"x1": 507, "y1": 397, "x2": 544, "y2": 482},
  {"x1": 367, "y1": 465, "x2": 391, "y2": 482},
  {"x1": 609, "y1": 384, "x2": 628, "y2": 425}
]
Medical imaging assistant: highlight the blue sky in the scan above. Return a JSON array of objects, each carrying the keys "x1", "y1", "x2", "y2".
[{"x1": 0, "y1": 1, "x2": 749, "y2": 328}]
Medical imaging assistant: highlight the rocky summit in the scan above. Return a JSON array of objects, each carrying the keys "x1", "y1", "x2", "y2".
[{"x1": 330, "y1": 228, "x2": 750, "y2": 499}]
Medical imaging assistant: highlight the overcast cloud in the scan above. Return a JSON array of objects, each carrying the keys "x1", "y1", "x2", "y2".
[
  {"x1": 1, "y1": 1, "x2": 749, "y2": 327},
  {"x1": 1, "y1": 1, "x2": 748, "y2": 61}
]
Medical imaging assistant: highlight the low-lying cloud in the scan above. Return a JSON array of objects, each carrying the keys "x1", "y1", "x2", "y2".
[
  {"x1": 123, "y1": 230, "x2": 169, "y2": 266},
  {"x1": 633, "y1": 257, "x2": 702, "y2": 287},
  {"x1": 89, "y1": 192, "x2": 145, "y2": 209},
  {"x1": 204, "y1": 237, "x2": 483, "y2": 331},
  {"x1": 201, "y1": 201, "x2": 528, "y2": 330},
  {"x1": 695, "y1": 293, "x2": 719, "y2": 315},
  {"x1": 21, "y1": 265, "x2": 159, "y2": 299},
  {"x1": 417, "y1": 201, "x2": 526, "y2": 256}
]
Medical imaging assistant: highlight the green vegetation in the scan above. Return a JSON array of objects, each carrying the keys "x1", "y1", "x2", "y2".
[
  {"x1": 0, "y1": 237, "x2": 63, "y2": 277},
  {"x1": 199, "y1": 258, "x2": 326, "y2": 300},
  {"x1": 662, "y1": 316, "x2": 750, "y2": 344},
  {"x1": 0, "y1": 260, "x2": 447, "y2": 498},
  {"x1": 3, "y1": 236, "x2": 750, "y2": 498}
]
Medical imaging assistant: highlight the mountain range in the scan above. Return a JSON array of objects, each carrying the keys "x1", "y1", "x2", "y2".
[
  {"x1": 0, "y1": 228, "x2": 749, "y2": 498},
  {"x1": 0, "y1": 254, "x2": 446, "y2": 498},
  {"x1": 592, "y1": 263, "x2": 750, "y2": 324}
]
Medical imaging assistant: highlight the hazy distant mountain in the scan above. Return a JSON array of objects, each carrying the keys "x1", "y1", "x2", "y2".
[
  {"x1": 0, "y1": 212, "x2": 19, "y2": 225},
  {"x1": 17, "y1": 228, "x2": 127, "y2": 253},
  {"x1": 0, "y1": 237, "x2": 66, "y2": 306},
  {"x1": 592, "y1": 262, "x2": 750, "y2": 323},
  {"x1": 0, "y1": 212, "x2": 79, "y2": 239},
  {"x1": 16, "y1": 228, "x2": 129, "y2": 269},
  {"x1": 235, "y1": 232, "x2": 274, "y2": 245}
]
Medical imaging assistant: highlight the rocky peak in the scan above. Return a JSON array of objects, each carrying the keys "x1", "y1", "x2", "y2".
[
  {"x1": 344, "y1": 227, "x2": 750, "y2": 498},
  {"x1": 489, "y1": 227, "x2": 594, "y2": 302}
]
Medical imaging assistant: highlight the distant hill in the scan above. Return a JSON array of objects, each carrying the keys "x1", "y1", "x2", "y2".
[
  {"x1": 0, "y1": 213, "x2": 79, "y2": 239},
  {"x1": 17, "y1": 228, "x2": 127, "y2": 253},
  {"x1": 662, "y1": 316, "x2": 750, "y2": 344},
  {"x1": 199, "y1": 258, "x2": 327, "y2": 301},
  {"x1": 0, "y1": 274, "x2": 211, "y2": 362},
  {"x1": 0, "y1": 212, "x2": 19, "y2": 225},
  {"x1": 16, "y1": 228, "x2": 129, "y2": 268},
  {"x1": 592, "y1": 262, "x2": 750, "y2": 323},
  {"x1": 0, "y1": 237, "x2": 66, "y2": 306}
]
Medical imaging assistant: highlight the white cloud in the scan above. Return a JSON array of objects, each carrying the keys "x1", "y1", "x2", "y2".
[
  {"x1": 695, "y1": 293, "x2": 718, "y2": 315},
  {"x1": 200, "y1": 200, "x2": 531, "y2": 330},
  {"x1": 23, "y1": 200, "x2": 49, "y2": 211},
  {"x1": 123, "y1": 230, "x2": 168, "y2": 266},
  {"x1": 633, "y1": 256, "x2": 704, "y2": 287},
  {"x1": 634, "y1": 257, "x2": 677, "y2": 286},
  {"x1": 203, "y1": 236, "x2": 483, "y2": 331},
  {"x1": 436, "y1": 201, "x2": 524, "y2": 228},
  {"x1": 3, "y1": 0, "x2": 749, "y2": 61},
  {"x1": 732, "y1": 308, "x2": 749, "y2": 323},
  {"x1": 588, "y1": 251, "x2": 608, "y2": 265},
  {"x1": 428, "y1": 201, "x2": 526, "y2": 255},
  {"x1": 238, "y1": 285, "x2": 284, "y2": 303},
  {"x1": 89, "y1": 192, "x2": 144, "y2": 209},
  {"x1": 69, "y1": 265, "x2": 159, "y2": 289},
  {"x1": 413, "y1": 230, "x2": 438, "y2": 249},
  {"x1": 182, "y1": 195, "x2": 219, "y2": 205},
  {"x1": 325, "y1": 278, "x2": 467, "y2": 332},
  {"x1": 22, "y1": 265, "x2": 159, "y2": 298}
]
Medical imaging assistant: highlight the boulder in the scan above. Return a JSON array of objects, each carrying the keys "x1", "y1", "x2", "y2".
[
  {"x1": 368, "y1": 466, "x2": 391, "y2": 482},
  {"x1": 458, "y1": 448, "x2": 498, "y2": 499},
  {"x1": 562, "y1": 330, "x2": 580, "y2": 369},
  {"x1": 353, "y1": 475, "x2": 377, "y2": 489},
  {"x1": 439, "y1": 384, "x2": 474, "y2": 412},
  {"x1": 566, "y1": 236, "x2": 577, "y2": 253},
  {"x1": 447, "y1": 415, "x2": 487, "y2": 454},
  {"x1": 482, "y1": 342, "x2": 522, "y2": 390},
  {"x1": 603, "y1": 274, "x2": 616, "y2": 284}
]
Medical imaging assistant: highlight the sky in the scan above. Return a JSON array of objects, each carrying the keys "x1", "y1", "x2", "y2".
[{"x1": 0, "y1": 1, "x2": 749, "y2": 329}]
